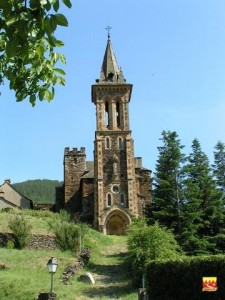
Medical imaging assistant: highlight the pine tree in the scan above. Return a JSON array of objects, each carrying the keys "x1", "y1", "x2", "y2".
[
  {"x1": 213, "y1": 141, "x2": 225, "y2": 191},
  {"x1": 180, "y1": 139, "x2": 225, "y2": 255},
  {"x1": 149, "y1": 131, "x2": 185, "y2": 234}
]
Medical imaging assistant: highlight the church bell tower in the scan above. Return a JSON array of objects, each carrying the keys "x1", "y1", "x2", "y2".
[{"x1": 92, "y1": 34, "x2": 140, "y2": 234}]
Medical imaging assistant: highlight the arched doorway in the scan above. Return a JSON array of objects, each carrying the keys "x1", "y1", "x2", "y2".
[{"x1": 105, "y1": 210, "x2": 130, "y2": 235}]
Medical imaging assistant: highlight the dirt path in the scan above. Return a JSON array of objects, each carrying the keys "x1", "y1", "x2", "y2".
[{"x1": 78, "y1": 243, "x2": 136, "y2": 299}]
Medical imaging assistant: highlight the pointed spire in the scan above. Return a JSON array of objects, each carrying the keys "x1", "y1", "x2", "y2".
[{"x1": 97, "y1": 31, "x2": 126, "y2": 84}]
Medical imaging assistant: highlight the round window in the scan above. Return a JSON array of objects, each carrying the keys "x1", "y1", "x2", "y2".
[{"x1": 112, "y1": 185, "x2": 120, "y2": 194}]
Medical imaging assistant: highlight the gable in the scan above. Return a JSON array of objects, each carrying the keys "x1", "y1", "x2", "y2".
[{"x1": 0, "y1": 181, "x2": 33, "y2": 209}]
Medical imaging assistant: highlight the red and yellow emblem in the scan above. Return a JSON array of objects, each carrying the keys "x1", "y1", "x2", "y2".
[{"x1": 202, "y1": 277, "x2": 217, "y2": 292}]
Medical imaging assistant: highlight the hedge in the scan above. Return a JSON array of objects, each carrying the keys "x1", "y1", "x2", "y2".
[{"x1": 146, "y1": 255, "x2": 225, "y2": 300}]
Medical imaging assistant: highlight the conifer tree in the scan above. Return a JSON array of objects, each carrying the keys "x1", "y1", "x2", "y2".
[
  {"x1": 213, "y1": 141, "x2": 225, "y2": 191},
  {"x1": 149, "y1": 131, "x2": 185, "y2": 234},
  {"x1": 180, "y1": 139, "x2": 225, "y2": 254}
]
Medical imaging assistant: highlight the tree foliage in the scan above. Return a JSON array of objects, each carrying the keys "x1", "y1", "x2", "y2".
[
  {"x1": 180, "y1": 139, "x2": 225, "y2": 254},
  {"x1": 151, "y1": 134, "x2": 225, "y2": 256},
  {"x1": 150, "y1": 131, "x2": 185, "y2": 234},
  {"x1": 213, "y1": 141, "x2": 225, "y2": 191},
  {"x1": 127, "y1": 218, "x2": 181, "y2": 274},
  {"x1": 0, "y1": 0, "x2": 72, "y2": 105},
  {"x1": 13, "y1": 179, "x2": 63, "y2": 204}
]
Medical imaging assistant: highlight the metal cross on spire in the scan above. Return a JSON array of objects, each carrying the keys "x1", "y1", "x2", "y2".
[{"x1": 105, "y1": 26, "x2": 112, "y2": 40}]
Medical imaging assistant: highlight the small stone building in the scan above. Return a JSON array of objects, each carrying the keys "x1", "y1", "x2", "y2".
[
  {"x1": 56, "y1": 36, "x2": 152, "y2": 234},
  {"x1": 0, "y1": 179, "x2": 33, "y2": 209}
]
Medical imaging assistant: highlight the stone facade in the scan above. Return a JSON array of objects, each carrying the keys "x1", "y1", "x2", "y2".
[{"x1": 56, "y1": 37, "x2": 152, "y2": 234}]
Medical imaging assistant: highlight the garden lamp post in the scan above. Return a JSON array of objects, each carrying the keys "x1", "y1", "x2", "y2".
[{"x1": 47, "y1": 257, "x2": 58, "y2": 293}]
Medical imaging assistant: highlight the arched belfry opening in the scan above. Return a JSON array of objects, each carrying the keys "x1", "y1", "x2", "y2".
[
  {"x1": 105, "y1": 101, "x2": 109, "y2": 128},
  {"x1": 105, "y1": 210, "x2": 131, "y2": 235},
  {"x1": 116, "y1": 101, "x2": 120, "y2": 128}
]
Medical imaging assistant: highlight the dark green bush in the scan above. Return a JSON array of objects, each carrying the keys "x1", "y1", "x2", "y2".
[
  {"x1": 54, "y1": 222, "x2": 80, "y2": 254},
  {"x1": 48, "y1": 210, "x2": 87, "y2": 254},
  {"x1": 8, "y1": 215, "x2": 32, "y2": 249},
  {"x1": 146, "y1": 255, "x2": 225, "y2": 300}
]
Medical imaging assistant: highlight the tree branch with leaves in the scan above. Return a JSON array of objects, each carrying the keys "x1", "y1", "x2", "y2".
[{"x1": 0, "y1": 0, "x2": 72, "y2": 105}]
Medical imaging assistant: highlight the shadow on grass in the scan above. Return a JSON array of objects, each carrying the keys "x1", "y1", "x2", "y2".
[
  {"x1": 81, "y1": 251, "x2": 136, "y2": 298},
  {"x1": 83, "y1": 284, "x2": 136, "y2": 299}
]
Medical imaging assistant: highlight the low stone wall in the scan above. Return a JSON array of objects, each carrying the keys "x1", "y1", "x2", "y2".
[
  {"x1": 60, "y1": 247, "x2": 91, "y2": 285},
  {"x1": 0, "y1": 232, "x2": 57, "y2": 250},
  {"x1": 28, "y1": 234, "x2": 57, "y2": 250}
]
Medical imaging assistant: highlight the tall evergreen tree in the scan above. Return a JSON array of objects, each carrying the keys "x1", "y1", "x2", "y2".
[
  {"x1": 149, "y1": 131, "x2": 185, "y2": 234},
  {"x1": 213, "y1": 141, "x2": 225, "y2": 191},
  {"x1": 180, "y1": 139, "x2": 225, "y2": 255}
]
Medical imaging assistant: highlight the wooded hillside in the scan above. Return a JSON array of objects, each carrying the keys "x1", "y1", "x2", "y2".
[{"x1": 13, "y1": 179, "x2": 63, "y2": 204}]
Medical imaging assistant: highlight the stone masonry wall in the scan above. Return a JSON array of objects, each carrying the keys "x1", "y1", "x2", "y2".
[{"x1": 0, "y1": 233, "x2": 57, "y2": 250}]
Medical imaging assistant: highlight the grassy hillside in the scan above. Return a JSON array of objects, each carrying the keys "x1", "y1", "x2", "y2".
[
  {"x1": 0, "y1": 209, "x2": 137, "y2": 300},
  {"x1": 13, "y1": 179, "x2": 63, "y2": 204}
]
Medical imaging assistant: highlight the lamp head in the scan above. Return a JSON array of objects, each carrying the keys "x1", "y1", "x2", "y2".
[{"x1": 47, "y1": 257, "x2": 58, "y2": 274}]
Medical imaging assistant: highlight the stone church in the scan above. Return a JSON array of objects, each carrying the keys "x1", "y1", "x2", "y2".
[{"x1": 56, "y1": 35, "x2": 152, "y2": 235}]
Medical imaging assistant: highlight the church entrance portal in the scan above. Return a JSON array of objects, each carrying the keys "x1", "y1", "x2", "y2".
[{"x1": 105, "y1": 210, "x2": 130, "y2": 235}]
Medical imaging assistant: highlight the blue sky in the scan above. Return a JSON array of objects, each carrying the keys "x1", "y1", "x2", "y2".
[{"x1": 1, "y1": 0, "x2": 225, "y2": 183}]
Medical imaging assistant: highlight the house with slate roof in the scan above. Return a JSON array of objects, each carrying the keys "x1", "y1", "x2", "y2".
[{"x1": 0, "y1": 179, "x2": 33, "y2": 209}]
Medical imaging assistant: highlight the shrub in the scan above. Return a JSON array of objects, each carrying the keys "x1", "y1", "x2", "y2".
[
  {"x1": 8, "y1": 215, "x2": 32, "y2": 249},
  {"x1": 6, "y1": 240, "x2": 14, "y2": 249},
  {"x1": 0, "y1": 207, "x2": 13, "y2": 213},
  {"x1": 48, "y1": 210, "x2": 86, "y2": 254},
  {"x1": 127, "y1": 219, "x2": 182, "y2": 286},
  {"x1": 54, "y1": 222, "x2": 80, "y2": 254},
  {"x1": 127, "y1": 219, "x2": 181, "y2": 270},
  {"x1": 146, "y1": 255, "x2": 225, "y2": 300}
]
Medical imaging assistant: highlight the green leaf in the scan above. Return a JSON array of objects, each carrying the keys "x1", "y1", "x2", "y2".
[
  {"x1": 45, "y1": 89, "x2": 52, "y2": 101},
  {"x1": 16, "y1": 88, "x2": 27, "y2": 101},
  {"x1": 55, "y1": 39, "x2": 64, "y2": 47},
  {"x1": 29, "y1": 94, "x2": 36, "y2": 106},
  {"x1": 49, "y1": 15, "x2": 57, "y2": 32},
  {"x1": 19, "y1": 12, "x2": 29, "y2": 21},
  {"x1": 0, "y1": 40, "x2": 6, "y2": 52},
  {"x1": 59, "y1": 53, "x2": 66, "y2": 64},
  {"x1": 52, "y1": 52, "x2": 59, "y2": 63},
  {"x1": 53, "y1": 0, "x2": 59, "y2": 12},
  {"x1": 39, "y1": 88, "x2": 45, "y2": 101},
  {"x1": 51, "y1": 86, "x2": 55, "y2": 99},
  {"x1": 54, "y1": 68, "x2": 65, "y2": 75},
  {"x1": 48, "y1": 34, "x2": 57, "y2": 47},
  {"x1": 40, "y1": 0, "x2": 48, "y2": 5},
  {"x1": 57, "y1": 76, "x2": 65, "y2": 86},
  {"x1": 6, "y1": 16, "x2": 17, "y2": 26},
  {"x1": 62, "y1": 0, "x2": 72, "y2": 8},
  {"x1": 55, "y1": 14, "x2": 68, "y2": 26},
  {"x1": 36, "y1": 45, "x2": 45, "y2": 57}
]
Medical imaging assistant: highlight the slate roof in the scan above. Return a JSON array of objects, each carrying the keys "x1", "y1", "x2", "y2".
[
  {"x1": 82, "y1": 161, "x2": 94, "y2": 179},
  {"x1": 86, "y1": 161, "x2": 94, "y2": 171},
  {"x1": 99, "y1": 37, "x2": 125, "y2": 84}
]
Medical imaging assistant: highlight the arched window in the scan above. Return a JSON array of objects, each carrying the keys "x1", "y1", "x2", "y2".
[
  {"x1": 107, "y1": 193, "x2": 112, "y2": 207},
  {"x1": 120, "y1": 194, "x2": 125, "y2": 206},
  {"x1": 105, "y1": 137, "x2": 110, "y2": 149},
  {"x1": 118, "y1": 137, "x2": 124, "y2": 150},
  {"x1": 105, "y1": 101, "x2": 109, "y2": 128},
  {"x1": 116, "y1": 101, "x2": 120, "y2": 128}
]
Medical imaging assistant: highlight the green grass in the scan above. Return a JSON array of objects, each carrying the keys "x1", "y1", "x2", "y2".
[
  {"x1": 0, "y1": 209, "x2": 56, "y2": 235},
  {"x1": 0, "y1": 209, "x2": 138, "y2": 299}
]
